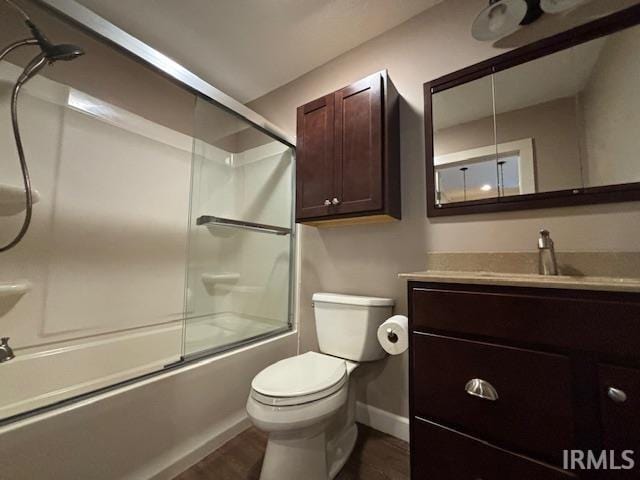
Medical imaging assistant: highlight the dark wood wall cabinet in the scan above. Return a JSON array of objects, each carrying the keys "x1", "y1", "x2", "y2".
[
  {"x1": 408, "y1": 281, "x2": 640, "y2": 479},
  {"x1": 296, "y1": 70, "x2": 400, "y2": 226}
]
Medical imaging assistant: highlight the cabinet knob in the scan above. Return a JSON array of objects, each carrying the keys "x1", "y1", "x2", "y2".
[
  {"x1": 331, "y1": 197, "x2": 340, "y2": 205},
  {"x1": 324, "y1": 199, "x2": 331, "y2": 206},
  {"x1": 608, "y1": 387, "x2": 627, "y2": 403},
  {"x1": 465, "y1": 378, "x2": 499, "y2": 401}
]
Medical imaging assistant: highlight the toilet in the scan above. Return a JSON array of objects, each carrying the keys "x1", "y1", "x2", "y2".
[{"x1": 246, "y1": 292, "x2": 394, "y2": 480}]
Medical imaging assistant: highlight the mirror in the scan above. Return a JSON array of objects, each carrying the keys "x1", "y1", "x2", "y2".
[
  {"x1": 426, "y1": 11, "x2": 640, "y2": 216},
  {"x1": 433, "y1": 75, "x2": 497, "y2": 204}
]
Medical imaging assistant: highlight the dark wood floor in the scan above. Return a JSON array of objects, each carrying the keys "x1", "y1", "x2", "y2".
[{"x1": 174, "y1": 423, "x2": 409, "y2": 480}]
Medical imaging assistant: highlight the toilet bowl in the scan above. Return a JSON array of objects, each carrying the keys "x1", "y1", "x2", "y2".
[
  {"x1": 246, "y1": 351, "x2": 359, "y2": 480},
  {"x1": 246, "y1": 293, "x2": 394, "y2": 480}
]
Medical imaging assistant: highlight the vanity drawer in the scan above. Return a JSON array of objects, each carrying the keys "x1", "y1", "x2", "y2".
[
  {"x1": 598, "y1": 364, "x2": 640, "y2": 452},
  {"x1": 412, "y1": 333, "x2": 574, "y2": 462},
  {"x1": 410, "y1": 285, "x2": 640, "y2": 360},
  {"x1": 412, "y1": 418, "x2": 577, "y2": 479}
]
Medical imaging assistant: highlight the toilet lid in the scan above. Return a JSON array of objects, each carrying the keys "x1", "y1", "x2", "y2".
[{"x1": 251, "y1": 352, "x2": 347, "y2": 406}]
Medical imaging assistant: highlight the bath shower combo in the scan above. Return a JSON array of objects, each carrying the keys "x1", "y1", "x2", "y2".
[{"x1": 0, "y1": 0, "x2": 84, "y2": 252}]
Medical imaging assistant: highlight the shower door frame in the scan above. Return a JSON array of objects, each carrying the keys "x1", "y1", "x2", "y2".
[
  {"x1": 34, "y1": 0, "x2": 295, "y2": 149},
  {"x1": 0, "y1": 0, "x2": 296, "y2": 426}
]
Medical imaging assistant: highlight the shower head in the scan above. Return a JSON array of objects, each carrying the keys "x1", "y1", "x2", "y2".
[
  {"x1": 15, "y1": 42, "x2": 83, "y2": 88},
  {"x1": 14, "y1": 42, "x2": 83, "y2": 87},
  {"x1": 41, "y1": 43, "x2": 85, "y2": 62},
  {"x1": 2, "y1": 1, "x2": 85, "y2": 62},
  {"x1": 23, "y1": 19, "x2": 85, "y2": 63}
]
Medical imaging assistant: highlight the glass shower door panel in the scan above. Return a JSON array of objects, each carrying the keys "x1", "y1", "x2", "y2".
[
  {"x1": 184, "y1": 98, "x2": 294, "y2": 357},
  {"x1": 185, "y1": 229, "x2": 291, "y2": 356}
]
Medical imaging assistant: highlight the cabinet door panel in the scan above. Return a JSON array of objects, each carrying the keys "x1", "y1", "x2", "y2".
[
  {"x1": 334, "y1": 73, "x2": 383, "y2": 214},
  {"x1": 598, "y1": 364, "x2": 640, "y2": 452},
  {"x1": 412, "y1": 332, "x2": 574, "y2": 463},
  {"x1": 413, "y1": 418, "x2": 577, "y2": 479},
  {"x1": 296, "y1": 94, "x2": 335, "y2": 220}
]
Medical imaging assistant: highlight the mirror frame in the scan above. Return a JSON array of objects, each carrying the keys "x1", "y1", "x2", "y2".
[{"x1": 424, "y1": 4, "x2": 640, "y2": 217}]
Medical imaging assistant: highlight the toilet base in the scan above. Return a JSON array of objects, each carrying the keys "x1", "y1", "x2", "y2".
[
  {"x1": 327, "y1": 423, "x2": 358, "y2": 479},
  {"x1": 258, "y1": 423, "x2": 358, "y2": 480}
]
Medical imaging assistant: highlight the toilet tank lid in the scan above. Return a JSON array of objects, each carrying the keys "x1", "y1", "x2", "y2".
[{"x1": 312, "y1": 292, "x2": 394, "y2": 307}]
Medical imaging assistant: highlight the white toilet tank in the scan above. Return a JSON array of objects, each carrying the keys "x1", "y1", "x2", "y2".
[{"x1": 312, "y1": 292, "x2": 394, "y2": 362}]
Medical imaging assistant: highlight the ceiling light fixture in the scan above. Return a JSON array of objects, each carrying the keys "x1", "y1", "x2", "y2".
[
  {"x1": 472, "y1": 0, "x2": 585, "y2": 41},
  {"x1": 481, "y1": 184, "x2": 493, "y2": 191},
  {"x1": 472, "y1": 0, "x2": 529, "y2": 41}
]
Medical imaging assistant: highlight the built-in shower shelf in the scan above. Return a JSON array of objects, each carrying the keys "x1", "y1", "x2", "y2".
[
  {"x1": 197, "y1": 216, "x2": 291, "y2": 236},
  {"x1": 0, "y1": 280, "x2": 32, "y2": 300},
  {"x1": 201, "y1": 273, "x2": 241, "y2": 287},
  {"x1": 214, "y1": 284, "x2": 266, "y2": 294},
  {"x1": 0, "y1": 184, "x2": 40, "y2": 216}
]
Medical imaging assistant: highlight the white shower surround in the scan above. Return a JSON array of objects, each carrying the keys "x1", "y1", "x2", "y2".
[{"x1": 0, "y1": 60, "x2": 292, "y2": 419}]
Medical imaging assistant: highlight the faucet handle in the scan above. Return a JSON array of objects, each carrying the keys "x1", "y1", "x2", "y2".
[
  {"x1": 538, "y1": 229, "x2": 553, "y2": 249},
  {"x1": 1, "y1": 337, "x2": 8, "y2": 345}
]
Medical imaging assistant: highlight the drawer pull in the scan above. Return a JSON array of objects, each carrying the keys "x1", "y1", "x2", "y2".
[
  {"x1": 465, "y1": 378, "x2": 499, "y2": 401},
  {"x1": 607, "y1": 387, "x2": 627, "y2": 403}
]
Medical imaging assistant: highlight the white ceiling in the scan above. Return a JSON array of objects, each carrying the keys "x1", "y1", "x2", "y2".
[{"x1": 74, "y1": 0, "x2": 444, "y2": 103}]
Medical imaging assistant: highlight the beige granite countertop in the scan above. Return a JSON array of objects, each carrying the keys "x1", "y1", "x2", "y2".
[{"x1": 399, "y1": 270, "x2": 640, "y2": 293}]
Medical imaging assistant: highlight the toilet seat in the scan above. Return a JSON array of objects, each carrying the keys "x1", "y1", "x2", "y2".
[{"x1": 251, "y1": 352, "x2": 347, "y2": 407}]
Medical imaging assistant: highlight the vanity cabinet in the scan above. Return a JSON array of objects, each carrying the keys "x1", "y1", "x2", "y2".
[
  {"x1": 408, "y1": 281, "x2": 640, "y2": 479},
  {"x1": 295, "y1": 70, "x2": 400, "y2": 226}
]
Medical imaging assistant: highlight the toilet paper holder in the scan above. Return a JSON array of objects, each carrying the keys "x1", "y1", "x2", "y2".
[
  {"x1": 378, "y1": 315, "x2": 408, "y2": 356},
  {"x1": 386, "y1": 328, "x2": 399, "y2": 344}
]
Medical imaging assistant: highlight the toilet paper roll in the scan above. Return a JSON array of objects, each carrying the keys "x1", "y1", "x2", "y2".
[{"x1": 377, "y1": 315, "x2": 409, "y2": 355}]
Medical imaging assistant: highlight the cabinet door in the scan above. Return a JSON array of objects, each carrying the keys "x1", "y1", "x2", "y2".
[
  {"x1": 598, "y1": 364, "x2": 640, "y2": 452},
  {"x1": 333, "y1": 73, "x2": 383, "y2": 215},
  {"x1": 412, "y1": 332, "x2": 574, "y2": 463},
  {"x1": 413, "y1": 418, "x2": 577, "y2": 479},
  {"x1": 296, "y1": 93, "x2": 335, "y2": 220}
]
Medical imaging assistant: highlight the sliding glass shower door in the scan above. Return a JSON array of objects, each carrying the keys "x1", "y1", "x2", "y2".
[
  {"x1": 183, "y1": 98, "x2": 295, "y2": 357},
  {"x1": 0, "y1": 0, "x2": 294, "y2": 422}
]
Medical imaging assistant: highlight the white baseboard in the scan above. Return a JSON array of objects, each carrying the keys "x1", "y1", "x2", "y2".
[
  {"x1": 149, "y1": 412, "x2": 251, "y2": 480},
  {"x1": 355, "y1": 402, "x2": 410, "y2": 443}
]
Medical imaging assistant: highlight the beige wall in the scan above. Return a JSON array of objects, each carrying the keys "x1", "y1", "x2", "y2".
[
  {"x1": 436, "y1": 96, "x2": 584, "y2": 193},
  {"x1": 249, "y1": 0, "x2": 640, "y2": 417}
]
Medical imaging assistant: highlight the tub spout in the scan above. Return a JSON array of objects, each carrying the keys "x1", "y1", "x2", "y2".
[{"x1": 0, "y1": 337, "x2": 15, "y2": 363}]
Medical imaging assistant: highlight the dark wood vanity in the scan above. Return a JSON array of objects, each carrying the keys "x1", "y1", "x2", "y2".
[
  {"x1": 295, "y1": 70, "x2": 400, "y2": 226},
  {"x1": 408, "y1": 281, "x2": 640, "y2": 479}
]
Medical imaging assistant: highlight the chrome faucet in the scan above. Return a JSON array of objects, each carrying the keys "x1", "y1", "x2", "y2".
[
  {"x1": 538, "y1": 229, "x2": 558, "y2": 276},
  {"x1": 0, "y1": 337, "x2": 15, "y2": 363}
]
